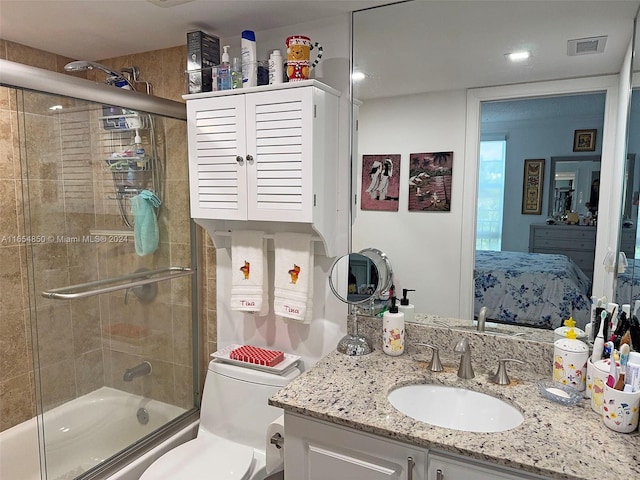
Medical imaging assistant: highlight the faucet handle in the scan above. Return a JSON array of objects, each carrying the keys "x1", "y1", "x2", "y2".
[
  {"x1": 414, "y1": 343, "x2": 443, "y2": 372},
  {"x1": 491, "y1": 358, "x2": 525, "y2": 385}
]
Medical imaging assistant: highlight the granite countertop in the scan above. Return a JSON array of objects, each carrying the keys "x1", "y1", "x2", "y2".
[{"x1": 270, "y1": 347, "x2": 640, "y2": 480}]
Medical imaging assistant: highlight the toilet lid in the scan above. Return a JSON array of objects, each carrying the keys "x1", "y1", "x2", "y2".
[{"x1": 139, "y1": 436, "x2": 254, "y2": 480}]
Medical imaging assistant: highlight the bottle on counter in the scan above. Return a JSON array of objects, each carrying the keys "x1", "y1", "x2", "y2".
[
  {"x1": 383, "y1": 296, "x2": 404, "y2": 356},
  {"x1": 398, "y1": 288, "x2": 415, "y2": 324}
]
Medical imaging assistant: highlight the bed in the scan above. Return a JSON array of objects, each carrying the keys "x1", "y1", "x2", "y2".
[{"x1": 474, "y1": 250, "x2": 592, "y2": 329}]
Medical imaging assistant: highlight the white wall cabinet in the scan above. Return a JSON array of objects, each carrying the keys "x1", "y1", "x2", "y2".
[
  {"x1": 187, "y1": 83, "x2": 338, "y2": 221},
  {"x1": 285, "y1": 413, "x2": 426, "y2": 480}
]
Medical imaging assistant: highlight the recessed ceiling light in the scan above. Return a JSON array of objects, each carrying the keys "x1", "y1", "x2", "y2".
[
  {"x1": 49, "y1": 105, "x2": 63, "y2": 111},
  {"x1": 505, "y1": 51, "x2": 532, "y2": 62},
  {"x1": 351, "y1": 71, "x2": 366, "y2": 81}
]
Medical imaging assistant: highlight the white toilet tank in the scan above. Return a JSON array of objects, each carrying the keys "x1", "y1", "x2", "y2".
[{"x1": 200, "y1": 359, "x2": 301, "y2": 451}]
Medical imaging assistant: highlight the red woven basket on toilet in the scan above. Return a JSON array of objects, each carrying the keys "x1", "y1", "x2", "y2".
[{"x1": 229, "y1": 345, "x2": 284, "y2": 367}]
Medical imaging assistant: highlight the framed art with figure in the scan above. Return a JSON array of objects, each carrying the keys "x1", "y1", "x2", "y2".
[
  {"x1": 522, "y1": 158, "x2": 545, "y2": 215},
  {"x1": 360, "y1": 154, "x2": 400, "y2": 211},
  {"x1": 407, "y1": 151, "x2": 453, "y2": 212},
  {"x1": 573, "y1": 129, "x2": 597, "y2": 152}
]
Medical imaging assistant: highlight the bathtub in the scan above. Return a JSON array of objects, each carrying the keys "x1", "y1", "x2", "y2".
[{"x1": 0, "y1": 387, "x2": 198, "y2": 480}]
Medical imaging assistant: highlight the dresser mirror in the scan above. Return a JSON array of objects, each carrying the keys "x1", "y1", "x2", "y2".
[
  {"x1": 351, "y1": 0, "x2": 637, "y2": 341},
  {"x1": 547, "y1": 155, "x2": 600, "y2": 219}
]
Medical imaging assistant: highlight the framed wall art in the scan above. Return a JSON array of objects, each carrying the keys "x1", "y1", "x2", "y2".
[
  {"x1": 360, "y1": 154, "x2": 401, "y2": 212},
  {"x1": 407, "y1": 151, "x2": 453, "y2": 212},
  {"x1": 522, "y1": 158, "x2": 545, "y2": 215},
  {"x1": 573, "y1": 129, "x2": 597, "y2": 152}
]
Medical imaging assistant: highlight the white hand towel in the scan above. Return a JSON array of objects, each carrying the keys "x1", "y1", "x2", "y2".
[
  {"x1": 230, "y1": 230, "x2": 268, "y2": 314},
  {"x1": 274, "y1": 233, "x2": 314, "y2": 323}
]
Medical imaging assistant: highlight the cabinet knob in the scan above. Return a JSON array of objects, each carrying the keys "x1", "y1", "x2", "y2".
[
  {"x1": 246, "y1": 154, "x2": 254, "y2": 163},
  {"x1": 436, "y1": 468, "x2": 444, "y2": 480},
  {"x1": 236, "y1": 156, "x2": 244, "y2": 163}
]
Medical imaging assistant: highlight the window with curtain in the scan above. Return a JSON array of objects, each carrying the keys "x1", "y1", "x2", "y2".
[{"x1": 476, "y1": 139, "x2": 506, "y2": 251}]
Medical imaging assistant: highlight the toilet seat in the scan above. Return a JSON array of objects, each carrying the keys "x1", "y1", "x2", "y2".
[{"x1": 139, "y1": 435, "x2": 254, "y2": 480}]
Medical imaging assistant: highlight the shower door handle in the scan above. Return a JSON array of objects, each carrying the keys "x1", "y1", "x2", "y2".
[{"x1": 42, "y1": 266, "x2": 194, "y2": 300}]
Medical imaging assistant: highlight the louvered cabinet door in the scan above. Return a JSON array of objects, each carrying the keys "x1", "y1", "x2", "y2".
[
  {"x1": 244, "y1": 88, "x2": 314, "y2": 223},
  {"x1": 187, "y1": 95, "x2": 248, "y2": 220}
]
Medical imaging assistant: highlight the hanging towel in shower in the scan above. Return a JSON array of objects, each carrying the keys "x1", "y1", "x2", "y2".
[
  {"x1": 231, "y1": 230, "x2": 268, "y2": 315},
  {"x1": 131, "y1": 189, "x2": 161, "y2": 256},
  {"x1": 273, "y1": 233, "x2": 314, "y2": 323}
]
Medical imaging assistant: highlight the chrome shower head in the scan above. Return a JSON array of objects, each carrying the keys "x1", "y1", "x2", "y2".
[{"x1": 64, "y1": 61, "x2": 136, "y2": 90}]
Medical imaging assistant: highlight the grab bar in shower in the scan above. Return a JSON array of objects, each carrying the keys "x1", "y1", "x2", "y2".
[{"x1": 41, "y1": 266, "x2": 194, "y2": 300}]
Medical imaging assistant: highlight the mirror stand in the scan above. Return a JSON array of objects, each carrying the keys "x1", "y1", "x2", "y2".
[{"x1": 336, "y1": 303, "x2": 374, "y2": 356}]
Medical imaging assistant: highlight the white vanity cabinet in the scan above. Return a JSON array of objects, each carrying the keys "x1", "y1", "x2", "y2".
[
  {"x1": 186, "y1": 82, "x2": 339, "y2": 224},
  {"x1": 285, "y1": 413, "x2": 426, "y2": 480}
]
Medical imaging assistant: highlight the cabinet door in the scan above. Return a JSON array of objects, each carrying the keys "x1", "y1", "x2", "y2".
[
  {"x1": 286, "y1": 413, "x2": 426, "y2": 480},
  {"x1": 428, "y1": 451, "x2": 545, "y2": 480},
  {"x1": 187, "y1": 95, "x2": 248, "y2": 220},
  {"x1": 244, "y1": 88, "x2": 314, "y2": 222}
]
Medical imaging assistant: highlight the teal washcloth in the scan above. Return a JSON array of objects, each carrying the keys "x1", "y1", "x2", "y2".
[{"x1": 131, "y1": 190, "x2": 161, "y2": 256}]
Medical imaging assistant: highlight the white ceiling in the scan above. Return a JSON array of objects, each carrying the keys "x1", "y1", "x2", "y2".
[
  {"x1": 0, "y1": 0, "x2": 388, "y2": 60},
  {"x1": 0, "y1": 1, "x2": 638, "y2": 101},
  {"x1": 353, "y1": 1, "x2": 640, "y2": 100}
]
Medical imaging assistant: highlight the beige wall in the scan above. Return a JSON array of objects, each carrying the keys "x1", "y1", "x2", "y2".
[{"x1": 0, "y1": 39, "x2": 215, "y2": 431}]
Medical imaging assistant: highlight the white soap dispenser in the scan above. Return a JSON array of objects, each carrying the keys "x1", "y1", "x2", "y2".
[
  {"x1": 383, "y1": 296, "x2": 404, "y2": 356},
  {"x1": 398, "y1": 288, "x2": 415, "y2": 324}
]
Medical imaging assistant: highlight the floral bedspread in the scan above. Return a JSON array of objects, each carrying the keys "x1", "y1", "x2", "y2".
[{"x1": 475, "y1": 250, "x2": 592, "y2": 329}]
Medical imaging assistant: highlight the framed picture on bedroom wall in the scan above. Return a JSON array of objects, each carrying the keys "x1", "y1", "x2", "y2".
[
  {"x1": 522, "y1": 158, "x2": 545, "y2": 215},
  {"x1": 573, "y1": 129, "x2": 597, "y2": 152},
  {"x1": 360, "y1": 154, "x2": 401, "y2": 211}
]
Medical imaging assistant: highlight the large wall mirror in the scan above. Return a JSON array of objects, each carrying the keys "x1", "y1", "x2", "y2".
[
  {"x1": 617, "y1": 13, "x2": 640, "y2": 308},
  {"x1": 352, "y1": 0, "x2": 638, "y2": 338}
]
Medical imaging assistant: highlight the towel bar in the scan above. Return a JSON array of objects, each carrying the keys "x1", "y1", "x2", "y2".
[{"x1": 41, "y1": 266, "x2": 194, "y2": 300}]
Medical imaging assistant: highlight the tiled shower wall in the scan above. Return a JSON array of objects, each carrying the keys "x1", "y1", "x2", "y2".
[{"x1": 0, "y1": 40, "x2": 217, "y2": 431}]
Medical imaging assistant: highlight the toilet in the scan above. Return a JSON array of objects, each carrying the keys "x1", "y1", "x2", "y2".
[{"x1": 140, "y1": 359, "x2": 301, "y2": 480}]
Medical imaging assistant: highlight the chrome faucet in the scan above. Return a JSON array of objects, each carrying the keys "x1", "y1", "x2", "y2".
[
  {"x1": 477, "y1": 306, "x2": 488, "y2": 332},
  {"x1": 123, "y1": 361, "x2": 152, "y2": 382},
  {"x1": 454, "y1": 337, "x2": 474, "y2": 379}
]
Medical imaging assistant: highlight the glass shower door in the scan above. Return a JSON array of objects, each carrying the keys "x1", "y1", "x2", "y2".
[{"x1": 15, "y1": 87, "x2": 198, "y2": 480}]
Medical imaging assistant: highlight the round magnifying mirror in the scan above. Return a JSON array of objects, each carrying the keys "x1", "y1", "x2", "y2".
[
  {"x1": 359, "y1": 247, "x2": 393, "y2": 297},
  {"x1": 329, "y1": 253, "x2": 381, "y2": 305},
  {"x1": 329, "y1": 249, "x2": 393, "y2": 356}
]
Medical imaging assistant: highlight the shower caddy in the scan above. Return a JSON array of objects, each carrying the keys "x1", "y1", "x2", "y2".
[{"x1": 99, "y1": 105, "x2": 163, "y2": 228}]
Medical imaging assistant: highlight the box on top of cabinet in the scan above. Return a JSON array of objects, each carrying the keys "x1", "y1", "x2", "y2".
[{"x1": 187, "y1": 30, "x2": 220, "y2": 94}]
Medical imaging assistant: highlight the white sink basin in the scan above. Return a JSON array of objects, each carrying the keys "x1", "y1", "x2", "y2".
[{"x1": 387, "y1": 384, "x2": 524, "y2": 433}]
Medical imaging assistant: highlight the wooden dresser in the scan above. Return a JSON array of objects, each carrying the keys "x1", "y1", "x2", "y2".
[{"x1": 529, "y1": 224, "x2": 596, "y2": 280}]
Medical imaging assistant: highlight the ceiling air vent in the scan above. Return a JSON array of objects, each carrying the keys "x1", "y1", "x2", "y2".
[{"x1": 567, "y1": 36, "x2": 607, "y2": 56}]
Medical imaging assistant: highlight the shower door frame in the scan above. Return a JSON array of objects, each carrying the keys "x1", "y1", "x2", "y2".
[{"x1": 2, "y1": 59, "x2": 202, "y2": 480}]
